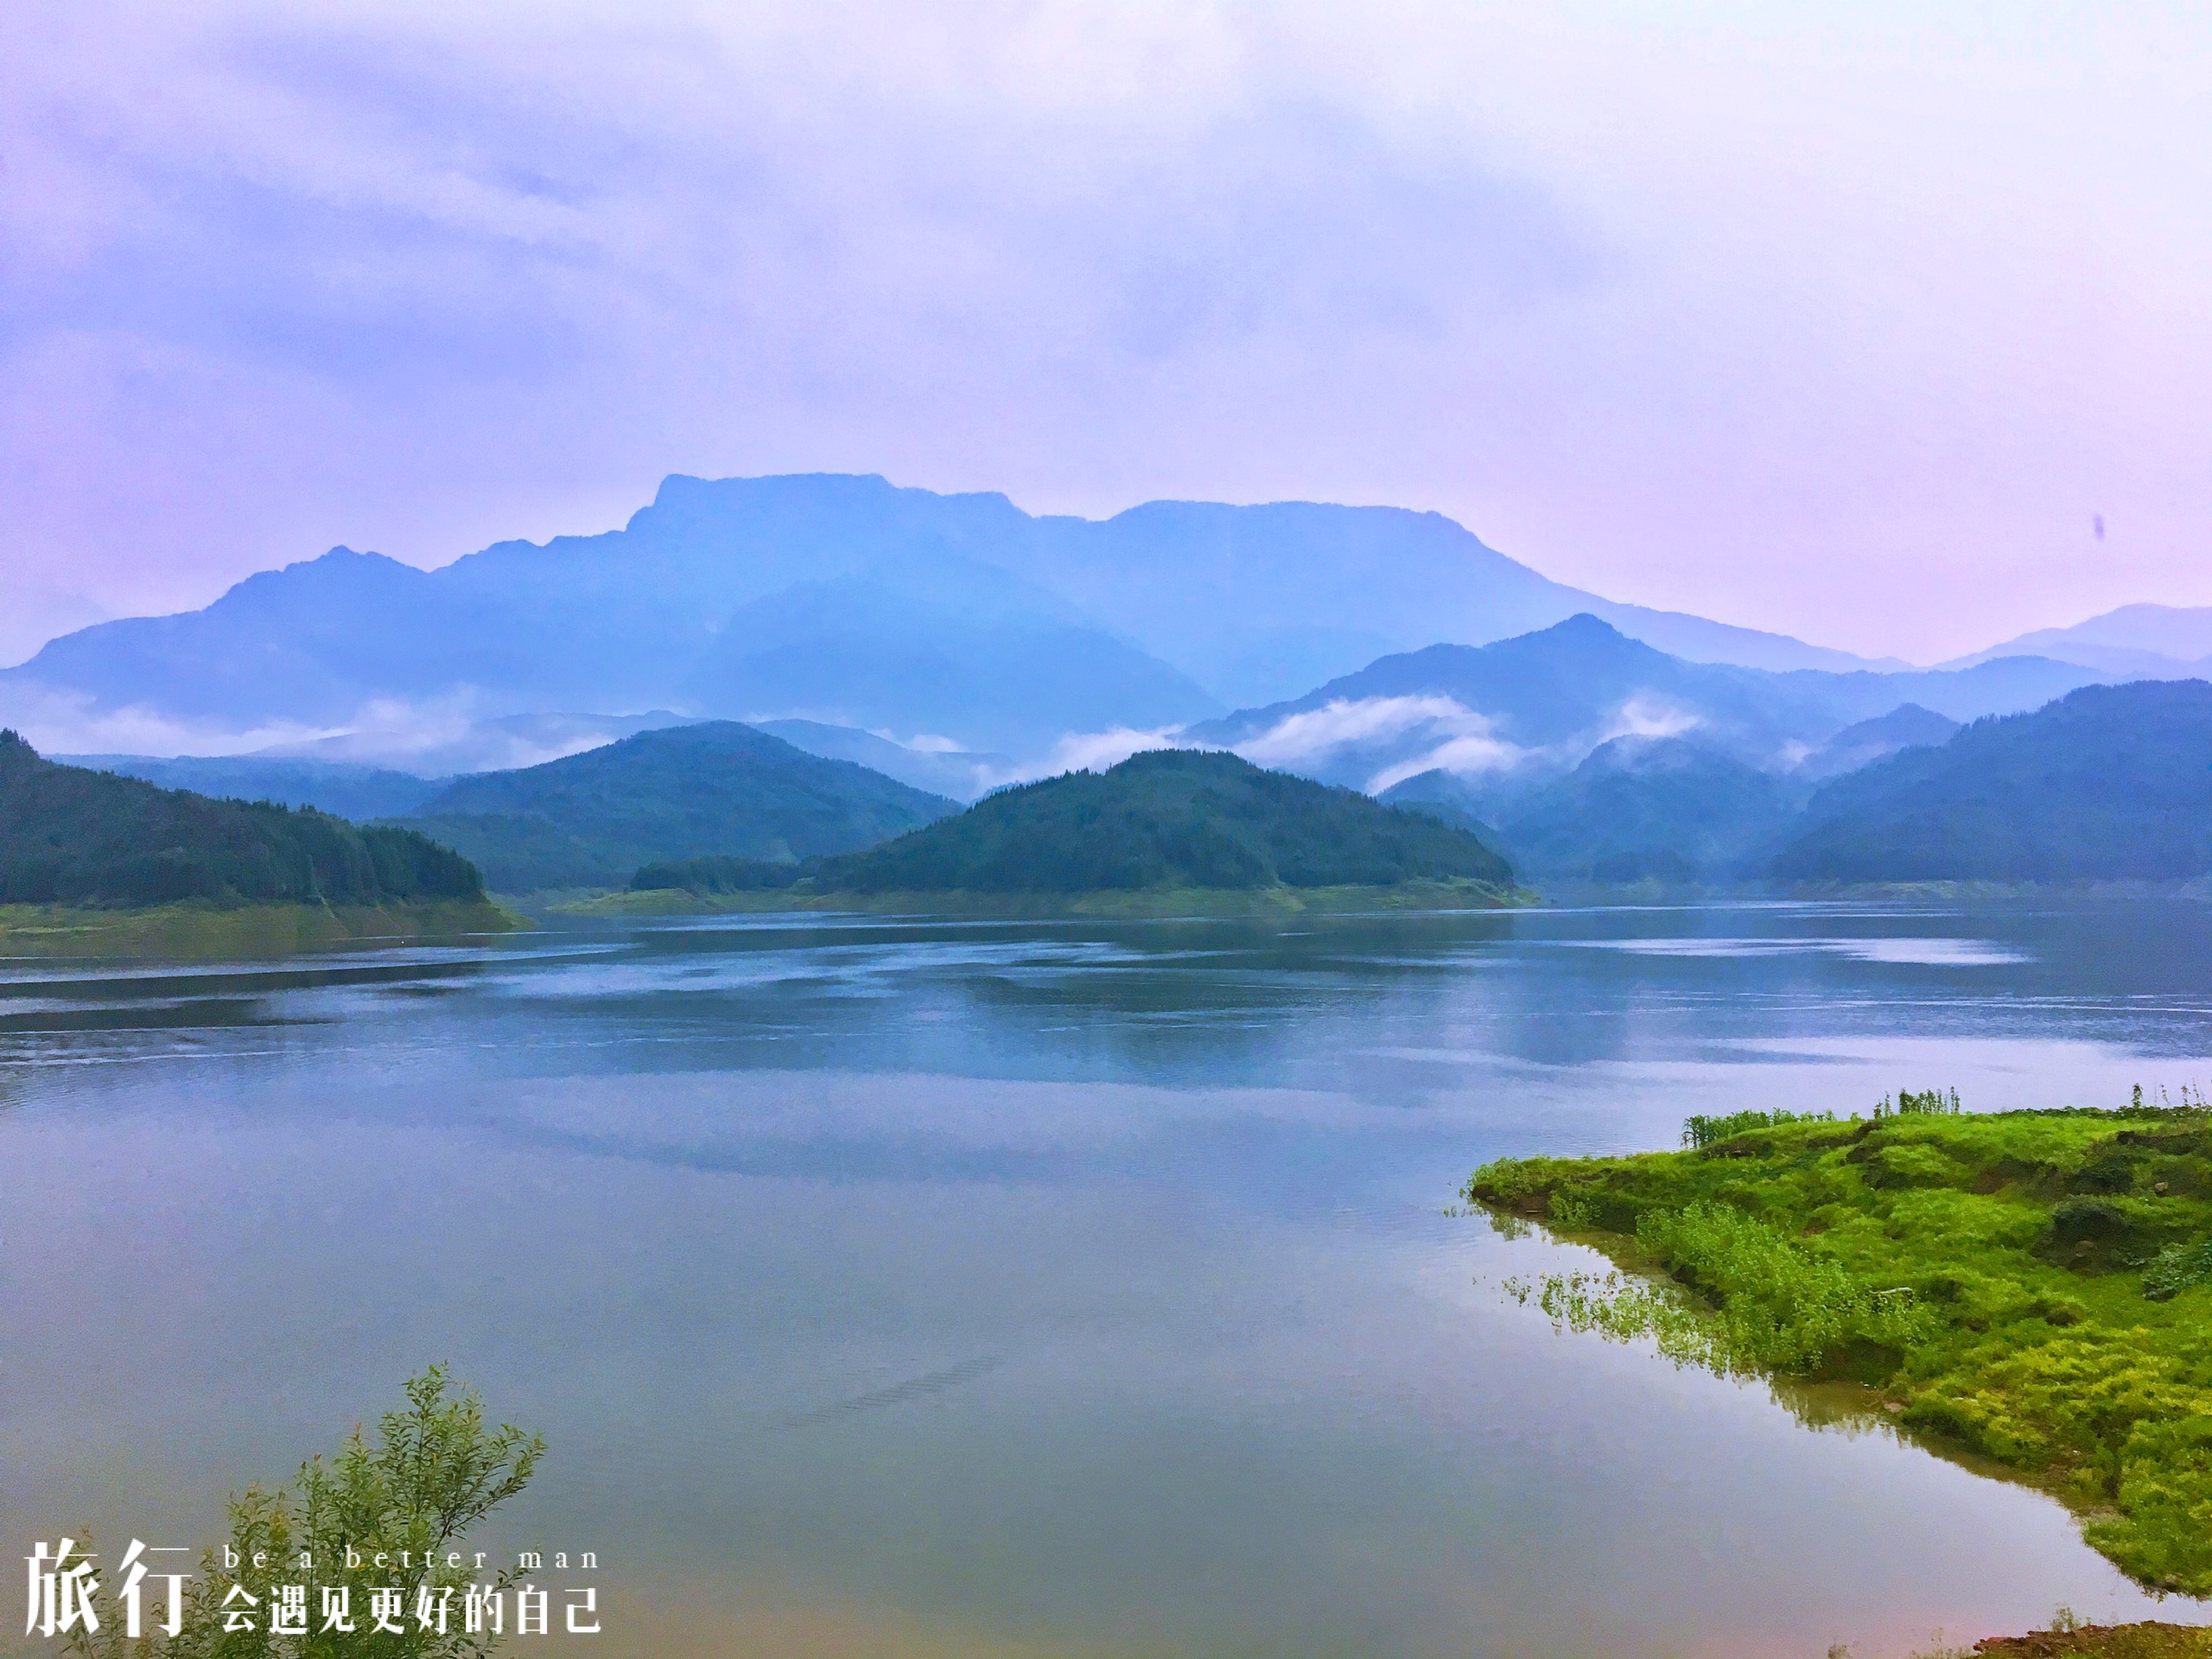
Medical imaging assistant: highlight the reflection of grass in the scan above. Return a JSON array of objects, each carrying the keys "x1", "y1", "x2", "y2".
[
  {"x1": 1469, "y1": 1097, "x2": 2212, "y2": 1596},
  {"x1": 550, "y1": 877, "x2": 1534, "y2": 920},
  {"x1": 0, "y1": 898, "x2": 520, "y2": 957}
]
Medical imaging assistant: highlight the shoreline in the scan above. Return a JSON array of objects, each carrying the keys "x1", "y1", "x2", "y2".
[
  {"x1": 542, "y1": 876, "x2": 1535, "y2": 921},
  {"x1": 0, "y1": 897, "x2": 524, "y2": 958},
  {"x1": 1467, "y1": 1104, "x2": 2212, "y2": 1599}
]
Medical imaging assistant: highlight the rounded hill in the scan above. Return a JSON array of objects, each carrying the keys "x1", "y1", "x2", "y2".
[{"x1": 810, "y1": 749, "x2": 1516, "y2": 893}]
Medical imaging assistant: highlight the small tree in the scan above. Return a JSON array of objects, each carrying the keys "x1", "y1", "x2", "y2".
[{"x1": 67, "y1": 1367, "x2": 543, "y2": 1657}]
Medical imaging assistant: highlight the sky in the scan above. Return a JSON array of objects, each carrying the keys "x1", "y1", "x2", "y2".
[{"x1": 3, "y1": 1, "x2": 2209, "y2": 666}]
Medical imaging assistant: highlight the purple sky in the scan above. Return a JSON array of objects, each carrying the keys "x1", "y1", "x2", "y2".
[{"x1": 4, "y1": 3, "x2": 2208, "y2": 665}]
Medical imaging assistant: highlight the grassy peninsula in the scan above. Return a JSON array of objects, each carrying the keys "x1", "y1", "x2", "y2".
[
  {"x1": 1467, "y1": 1092, "x2": 2212, "y2": 1596},
  {"x1": 616, "y1": 748, "x2": 1524, "y2": 913},
  {"x1": 0, "y1": 730, "x2": 511, "y2": 953}
]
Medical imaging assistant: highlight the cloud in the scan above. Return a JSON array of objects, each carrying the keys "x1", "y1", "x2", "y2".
[
  {"x1": 1363, "y1": 733, "x2": 1529, "y2": 797},
  {"x1": 1595, "y1": 695, "x2": 1701, "y2": 745},
  {"x1": 1224, "y1": 694, "x2": 1530, "y2": 794},
  {"x1": 1232, "y1": 696, "x2": 1473, "y2": 766},
  {"x1": 982, "y1": 725, "x2": 1201, "y2": 790},
  {"x1": 0, "y1": 683, "x2": 340, "y2": 759}
]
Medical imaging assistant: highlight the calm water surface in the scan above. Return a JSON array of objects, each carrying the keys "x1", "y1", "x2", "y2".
[{"x1": 5, "y1": 898, "x2": 2212, "y2": 1657}]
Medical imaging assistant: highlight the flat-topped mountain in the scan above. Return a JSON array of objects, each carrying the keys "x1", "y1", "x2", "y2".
[
  {"x1": 0, "y1": 731, "x2": 480, "y2": 908},
  {"x1": 807, "y1": 749, "x2": 1515, "y2": 893},
  {"x1": 394, "y1": 720, "x2": 959, "y2": 892},
  {"x1": 1770, "y1": 680, "x2": 2212, "y2": 881},
  {"x1": 1, "y1": 473, "x2": 1897, "y2": 758}
]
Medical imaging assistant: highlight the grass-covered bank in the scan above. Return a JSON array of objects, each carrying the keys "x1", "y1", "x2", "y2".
[
  {"x1": 1466, "y1": 1094, "x2": 2212, "y2": 1596},
  {"x1": 0, "y1": 897, "x2": 520, "y2": 957},
  {"x1": 550, "y1": 875, "x2": 1531, "y2": 921},
  {"x1": 1974, "y1": 1623, "x2": 2212, "y2": 1657}
]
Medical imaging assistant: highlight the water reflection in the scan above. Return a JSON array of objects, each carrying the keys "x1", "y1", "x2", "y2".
[{"x1": 2, "y1": 898, "x2": 2209, "y2": 1658}]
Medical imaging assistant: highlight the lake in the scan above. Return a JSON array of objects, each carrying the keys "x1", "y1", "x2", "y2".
[{"x1": 5, "y1": 897, "x2": 2210, "y2": 1656}]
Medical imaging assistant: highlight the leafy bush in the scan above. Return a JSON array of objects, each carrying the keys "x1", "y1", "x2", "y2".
[
  {"x1": 1682, "y1": 1108, "x2": 1835, "y2": 1148},
  {"x1": 1876, "y1": 1086, "x2": 1961, "y2": 1118},
  {"x1": 64, "y1": 1367, "x2": 541, "y2": 1656},
  {"x1": 2143, "y1": 1239, "x2": 2212, "y2": 1302}
]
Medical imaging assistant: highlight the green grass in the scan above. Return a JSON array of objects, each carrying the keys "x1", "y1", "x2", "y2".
[
  {"x1": 1467, "y1": 1096, "x2": 2212, "y2": 1595},
  {"x1": 0, "y1": 897, "x2": 521, "y2": 957},
  {"x1": 1970, "y1": 1622, "x2": 2212, "y2": 1657},
  {"x1": 551, "y1": 876, "x2": 1531, "y2": 920}
]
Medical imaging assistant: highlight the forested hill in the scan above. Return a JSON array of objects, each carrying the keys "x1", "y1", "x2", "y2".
[
  {"x1": 1770, "y1": 680, "x2": 2212, "y2": 881},
  {"x1": 0, "y1": 731, "x2": 483, "y2": 906},
  {"x1": 810, "y1": 749, "x2": 1516, "y2": 893},
  {"x1": 393, "y1": 721, "x2": 960, "y2": 892}
]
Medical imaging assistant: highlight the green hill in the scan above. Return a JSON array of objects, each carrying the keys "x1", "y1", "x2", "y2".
[
  {"x1": 800, "y1": 748, "x2": 1516, "y2": 893},
  {"x1": 0, "y1": 730, "x2": 481, "y2": 907},
  {"x1": 1770, "y1": 680, "x2": 2212, "y2": 881},
  {"x1": 394, "y1": 720, "x2": 959, "y2": 893},
  {"x1": 1497, "y1": 736, "x2": 1803, "y2": 882}
]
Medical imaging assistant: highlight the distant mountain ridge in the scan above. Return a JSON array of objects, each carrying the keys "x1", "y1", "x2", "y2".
[
  {"x1": 1769, "y1": 681, "x2": 2212, "y2": 882},
  {"x1": 1946, "y1": 604, "x2": 2212, "y2": 679},
  {"x1": 1197, "y1": 614, "x2": 2100, "y2": 795},
  {"x1": 2, "y1": 472, "x2": 1904, "y2": 760}
]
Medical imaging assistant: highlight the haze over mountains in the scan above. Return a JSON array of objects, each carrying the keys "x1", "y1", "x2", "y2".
[
  {"x1": 9, "y1": 472, "x2": 2210, "y2": 875},
  {"x1": 3, "y1": 470, "x2": 1937, "y2": 763},
  {"x1": 1198, "y1": 614, "x2": 2097, "y2": 796},
  {"x1": 1944, "y1": 605, "x2": 2212, "y2": 679}
]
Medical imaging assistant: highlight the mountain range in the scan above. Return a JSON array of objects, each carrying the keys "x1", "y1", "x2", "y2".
[
  {"x1": 1944, "y1": 604, "x2": 2212, "y2": 679},
  {"x1": 1197, "y1": 613, "x2": 2098, "y2": 798},
  {"x1": 0, "y1": 472, "x2": 1949, "y2": 764},
  {"x1": 10, "y1": 469, "x2": 2212, "y2": 894},
  {"x1": 1771, "y1": 681, "x2": 2212, "y2": 882}
]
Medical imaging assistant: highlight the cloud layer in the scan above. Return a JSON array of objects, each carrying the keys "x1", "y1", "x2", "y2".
[{"x1": 5, "y1": 3, "x2": 2210, "y2": 664}]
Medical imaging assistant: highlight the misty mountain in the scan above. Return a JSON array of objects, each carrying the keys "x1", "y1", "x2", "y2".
[
  {"x1": 2, "y1": 473, "x2": 1901, "y2": 760},
  {"x1": 255, "y1": 711, "x2": 704, "y2": 775},
  {"x1": 753, "y1": 720, "x2": 1005, "y2": 801},
  {"x1": 391, "y1": 721, "x2": 958, "y2": 892},
  {"x1": 1769, "y1": 681, "x2": 2212, "y2": 882},
  {"x1": 807, "y1": 749, "x2": 1516, "y2": 894},
  {"x1": 59, "y1": 754, "x2": 444, "y2": 821},
  {"x1": 1196, "y1": 614, "x2": 2099, "y2": 794},
  {"x1": 681, "y1": 566, "x2": 1217, "y2": 751},
  {"x1": 1946, "y1": 604, "x2": 2212, "y2": 679},
  {"x1": 1013, "y1": 497, "x2": 1897, "y2": 698},
  {"x1": 1795, "y1": 703, "x2": 1961, "y2": 782},
  {"x1": 1495, "y1": 737, "x2": 1805, "y2": 881}
]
